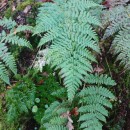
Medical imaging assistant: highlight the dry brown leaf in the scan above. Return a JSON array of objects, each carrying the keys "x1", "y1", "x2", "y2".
[
  {"x1": 94, "y1": 66, "x2": 104, "y2": 73},
  {"x1": 70, "y1": 107, "x2": 79, "y2": 116}
]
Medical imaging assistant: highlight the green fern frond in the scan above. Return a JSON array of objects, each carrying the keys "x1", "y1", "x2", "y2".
[
  {"x1": 0, "y1": 43, "x2": 16, "y2": 84},
  {"x1": 50, "y1": 117, "x2": 67, "y2": 125},
  {"x1": 0, "y1": 17, "x2": 16, "y2": 29},
  {"x1": 41, "y1": 101, "x2": 69, "y2": 130},
  {"x1": 15, "y1": 25, "x2": 34, "y2": 33},
  {"x1": 80, "y1": 95, "x2": 112, "y2": 108},
  {"x1": 79, "y1": 86, "x2": 115, "y2": 99},
  {"x1": 66, "y1": 0, "x2": 102, "y2": 11},
  {"x1": 0, "y1": 62, "x2": 9, "y2": 84},
  {"x1": 35, "y1": 0, "x2": 102, "y2": 101},
  {"x1": 84, "y1": 73, "x2": 116, "y2": 86},
  {"x1": 2, "y1": 34, "x2": 32, "y2": 49},
  {"x1": 103, "y1": 4, "x2": 130, "y2": 70},
  {"x1": 103, "y1": 5, "x2": 128, "y2": 39},
  {"x1": 78, "y1": 86, "x2": 115, "y2": 130},
  {"x1": 0, "y1": 18, "x2": 33, "y2": 83},
  {"x1": 111, "y1": 28, "x2": 130, "y2": 70}
]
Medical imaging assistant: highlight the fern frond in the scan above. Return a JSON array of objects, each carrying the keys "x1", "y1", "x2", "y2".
[
  {"x1": 0, "y1": 17, "x2": 16, "y2": 29},
  {"x1": 103, "y1": 4, "x2": 130, "y2": 70},
  {"x1": 41, "y1": 101, "x2": 69, "y2": 130},
  {"x1": 67, "y1": 0, "x2": 102, "y2": 11},
  {"x1": 2, "y1": 34, "x2": 32, "y2": 49},
  {"x1": 0, "y1": 18, "x2": 33, "y2": 83},
  {"x1": 15, "y1": 25, "x2": 33, "y2": 33},
  {"x1": 80, "y1": 95, "x2": 112, "y2": 108},
  {"x1": 50, "y1": 117, "x2": 67, "y2": 125},
  {"x1": 35, "y1": 0, "x2": 102, "y2": 101},
  {"x1": 38, "y1": 28, "x2": 60, "y2": 47},
  {"x1": 111, "y1": 28, "x2": 130, "y2": 70},
  {"x1": 78, "y1": 86, "x2": 115, "y2": 130},
  {"x1": 103, "y1": 5, "x2": 128, "y2": 39},
  {"x1": 84, "y1": 73, "x2": 116, "y2": 86},
  {"x1": 0, "y1": 62, "x2": 9, "y2": 84},
  {"x1": 0, "y1": 43, "x2": 16, "y2": 84},
  {"x1": 79, "y1": 86, "x2": 115, "y2": 99}
]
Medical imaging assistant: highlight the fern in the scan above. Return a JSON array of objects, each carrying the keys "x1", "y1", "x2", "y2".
[
  {"x1": 40, "y1": 101, "x2": 69, "y2": 130},
  {"x1": 0, "y1": 17, "x2": 16, "y2": 29},
  {"x1": 110, "y1": 28, "x2": 130, "y2": 70},
  {"x1": 35, "y1": 0, "x2": 102, "y2": 101},
  {"x1": 40, "y1": 73, "x2": 116, "y2": 130},
  {"x1": 6, "y1": 76, "x2": 36, "y2": 123},
  {"x1": 103, "y1": 4, "x2": 130, "y2": 70},
  {"x1": 84, "y1": 73, "x2": 116, "y2": 86},
  {"x1": 15, "y1": 25, "x2": 34, "y2": 33},
  {"x1": 103, "y1": 5, "x2": 129, "y2": 39},
  {"x1": 78, "y1": 74, "x2": 116, "y2": 130},
  {"x1": 0, "y1": 17, "x2": 33, "y2": 83}
]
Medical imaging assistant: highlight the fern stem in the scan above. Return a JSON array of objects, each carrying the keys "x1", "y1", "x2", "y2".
[{"x1": 105, "y1": 57, "x2": 112, "y2": 77}]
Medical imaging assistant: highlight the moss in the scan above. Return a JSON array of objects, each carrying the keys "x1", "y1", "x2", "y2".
[
  {"x1": 4, "y1": 7, "x2": 12, "y2": 18},
  {"x1": 16, "y1": 0, "x2": 41, "y2": 11}
]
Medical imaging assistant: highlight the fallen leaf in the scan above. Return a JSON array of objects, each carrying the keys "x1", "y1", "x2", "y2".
[
  {"x1": 94, "y1": 66, "x2": 104, "y2": 73},
  {"x1": 70, "y1": 107, "x2": 79, "y2": 116},
  {"x1": 37, "y1": 79, "x2": 44, "y2": 85}
]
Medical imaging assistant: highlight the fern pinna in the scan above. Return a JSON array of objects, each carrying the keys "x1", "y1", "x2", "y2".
[
  {"x1": 0, "y1": 17, "x2": 33, "y2": 84},
  {"x1": 103, "y1": 4, "x2": 130, "y2": 70},
  {"x1": 78, "y1": 74, "x2": 116, "y2": 130},
  {"x1": 40, "y1": 74, "x2": 116, "y2": 130},
  {"x1": 35, "y1": 0, "x2": 102, "y2": 101}
]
